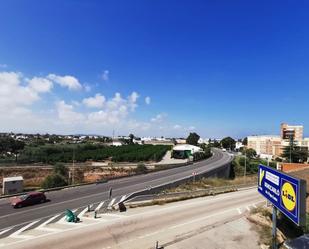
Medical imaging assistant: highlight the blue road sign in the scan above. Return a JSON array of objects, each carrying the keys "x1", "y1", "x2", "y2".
[{"x1": 258, "y1": 165, "x2": 306, "y2": 226}]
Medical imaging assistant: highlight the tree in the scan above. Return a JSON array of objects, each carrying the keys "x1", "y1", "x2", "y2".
[
  {"x1": 186, "y1": 133, "x2": 200, "y2": 145},
  {"x1": 242, "y1": 148, "x2": 257, "y2": 159},
  {"x1": 281, "y1": 146, "x2": 308, "y2": 163},
  {"x1": 41, "y1": 174, "x2": 68, "y2": 189},
  {"x1": 53, "y1": 163, "x2": 69, "y2": 178},
  {"x1": 220, "y1": 137, "x2": 236, "y2": 150},
  {"x1": 242, "y1": 137, "x2": 248, "y2": 146},
  {"x1": 128, "y1": 134, "x2": 135, "y2": 144},
  {"x1": 0, "y1": 136, "x2": 25, "y2": 162}
]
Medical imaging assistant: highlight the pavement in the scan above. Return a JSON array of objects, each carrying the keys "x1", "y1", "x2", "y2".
[
  {"x1": 154, "y1": 150, "x2": 188, "y2": 165},
  {"x1": 0, "y1": 149, "x2": 233, "y2": 239},
  {"x1": 0, "y1": 188, "x2": 264, "y2": 249}
]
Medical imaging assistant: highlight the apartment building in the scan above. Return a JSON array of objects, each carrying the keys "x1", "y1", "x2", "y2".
[
  {"x1": 247, "y1": 123, "x2": 307, "y2": 158},
  {"x1": 247, "y1": 135, "x2": 282, "y2": 156},
  {"x1": 281, "y1": 123, "x2": 303, "y2": 142}
]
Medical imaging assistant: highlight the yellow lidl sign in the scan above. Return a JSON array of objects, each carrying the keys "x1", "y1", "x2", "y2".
[
  {"x1": 258, "y1": 165, "x2": 306, "y2": 226},
  {"x1": 281, "y1": 181, "x2": 296, "y2": 212}
]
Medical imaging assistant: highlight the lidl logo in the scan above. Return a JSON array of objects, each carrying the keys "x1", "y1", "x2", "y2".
[
  {"x1": 281, "y1": 180, "x2": 297, "y2": 212},
  {"x1": 259, "y1": 169, "x2": 265, "y2": 186}
]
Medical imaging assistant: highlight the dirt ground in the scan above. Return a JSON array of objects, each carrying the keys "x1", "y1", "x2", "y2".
[{"x1": 0, "y1": 166, "x2": 133, "y2": 190}]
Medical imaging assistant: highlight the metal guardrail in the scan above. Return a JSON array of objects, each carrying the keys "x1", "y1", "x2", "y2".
[{"x1": 126, "y1": 183, "x2": 257, "y2": 203}]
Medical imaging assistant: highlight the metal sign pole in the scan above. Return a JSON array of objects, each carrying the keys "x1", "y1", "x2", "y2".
[{"x1": 272, "y1": 205, "x2": 277, "y2": 249}]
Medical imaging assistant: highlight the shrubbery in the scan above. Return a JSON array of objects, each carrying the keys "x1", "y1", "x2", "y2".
[
  {"x1": 16, "y1": 144, "x2": 171, "y2": 164},
  {"x1": 135, "y1": 163, "x2": 148, "y2": 174},
  {"x1": 193, "y1": 152, "x2": 208, "y2": 161},
  {"x1": 41, "y1": 163, "x2": 68, "y2": 189}
]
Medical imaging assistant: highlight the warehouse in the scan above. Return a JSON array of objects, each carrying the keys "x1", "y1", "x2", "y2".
[{"x1": 172, "y1": 144, "x2": 202, "y2": 159}]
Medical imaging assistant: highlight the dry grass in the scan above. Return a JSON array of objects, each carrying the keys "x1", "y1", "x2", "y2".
[{"x1": 164, "y1": 175, "x2": 257, "y2": 193}]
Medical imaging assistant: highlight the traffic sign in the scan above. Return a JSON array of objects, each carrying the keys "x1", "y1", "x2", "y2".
[{"x1": 258, "y1": 164, "x2": 306, "y2": 226}]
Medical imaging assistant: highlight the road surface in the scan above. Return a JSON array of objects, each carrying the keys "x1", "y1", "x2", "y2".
[
  {"x1": 0, "y1": 149, "x2": 232, "y2": 238},
  {"x1": 0, "y1": 188, "x2": 264, "y2": 249}
]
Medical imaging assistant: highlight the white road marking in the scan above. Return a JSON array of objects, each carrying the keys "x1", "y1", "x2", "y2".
[
  {"x1": 168, "y1": 208, "x2": 237, "y2": 230},
  {"x1": 108, "y1": 198, "x2": 116, "y2": 207},
  {"x1": 35, "y1": 227, "x2": 62, "y2": 232},
  {"x1": 237, "y1": 208, "x2": 242, "y2": 214},
  {"x1": 79, "y1": 207, "x2": 90, "y2": 217},
  {"x1": 246, "y1": 206, "x2": 250, "y2": 211},
  {"x1": 102, "y1": 213, "x2": 123, "y2": 218},
  {"x1": 138, "y1": 231, "x2": 159, "y2": 239},
  {"x1": 9, "y1": 220, "x2": 39, "y2": 239},
  {"x1": 95, "y1": 201, "x2": 105, "y2": 211},
  {"x1": 0, "y1": 190, "x2": 261, "y2": 248},
  {"x1": 253, "y1": 204, "x2": 257, "y2": 208},
  {"x1": 36, "y1": 214, "x2": 62, "y2": 229},
  {"x1": 118, "y1": 195, "x2": 126, "y2": 203},
  {"x1": 0, "y1": 228, "x2": 11, "y2": 236}
]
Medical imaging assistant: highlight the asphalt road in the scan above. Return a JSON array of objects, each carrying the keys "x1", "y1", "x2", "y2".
[
  {"x1": 0, "y1": 149, "x2": 232, "y2": 233},
  {"x1": 3, "y1": 188, "x2": 264, "y2": 249}
]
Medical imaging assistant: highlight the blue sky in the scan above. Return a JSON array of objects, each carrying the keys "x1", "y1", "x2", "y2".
[{"x1": 0, "y1": 0, "x2": 309, "y2": 138}]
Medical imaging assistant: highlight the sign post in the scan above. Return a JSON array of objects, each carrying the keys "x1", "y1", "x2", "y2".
[
  {"x1": 272, "y1": 206, "x2": 277, "y2": 249},
  {"x1": 258, "y1": 165, "x2": 306, "y2": 249}
]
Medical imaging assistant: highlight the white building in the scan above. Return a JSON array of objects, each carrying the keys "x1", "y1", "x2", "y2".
[{"x1": 2, "y1": 176, "x2": 24, "y2": 195}]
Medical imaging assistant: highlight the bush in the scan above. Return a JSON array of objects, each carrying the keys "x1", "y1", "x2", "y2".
[
  {"x1": 41, "y1": 174, "x2": 68, "y2": 189},
  {"x1": 53, "y1": 163, "x2": 68, "y2": 178},
  {"x1": 135, "y1": 163, "x2": 148, "y2": 174}
]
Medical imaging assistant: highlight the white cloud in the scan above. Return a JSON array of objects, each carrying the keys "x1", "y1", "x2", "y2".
[
  {"x1": 56, "y1": 100, "x2": 85, "y2": 124},
  {"x1": 173, "y1": 124, "x2": 182, "y2": 129},
  {"x1": 151, "y1": 113, "x2": 167, "y2": 123},
  {"x1": 28, "y1": 77, "x2": 53, "y2": 93},
  {"x1": 145, "y1": 96, "x2": 151, "y2": 105},
  {"x1": 188, "y1": 126, "x2": 196, "y2": 131},
  {"x1": 83, "y1": 93, "x2": 106, "y2": 108},
  {"x1": 0, "y1": 71, "x2": 39, "y2": 109},
  {"x1": 48, "y1": 74, "x2": 82, "y2": 91},
  {"x1": 84, "y1": 84, "x2": 91, "y2": 92},
  {"x1": 101, "y1": 70, "x2": 109, "y2": 81},
  {"x1": 87, "y1": 92, "x2": 139, "y2": 125},
  {"x1": 0, "y1": 70, "x2": 194, "y2": 137}
]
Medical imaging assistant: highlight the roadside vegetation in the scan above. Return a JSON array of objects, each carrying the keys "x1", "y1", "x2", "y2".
[
  {"x1": 249, "y1": 206, "x2": 306, "y2": 248},
  {"x1": 232, "y1": 149, "x2": 276, "y2": 177},
  {"x1": 0, "y1": 143, "x2": 171, "y2": 164},
  {"x1": 163, "y1": 175, "x2": 257, "y2": 193}
]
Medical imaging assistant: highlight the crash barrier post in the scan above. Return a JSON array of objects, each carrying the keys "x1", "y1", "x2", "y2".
[{"x1": 118, "y1": 202, "x2": 127, "y2": 212}]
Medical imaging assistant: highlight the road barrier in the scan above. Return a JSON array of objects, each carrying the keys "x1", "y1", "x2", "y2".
[{"x1": 125, "y1": 183, "x2": 256, "y2": 205}]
